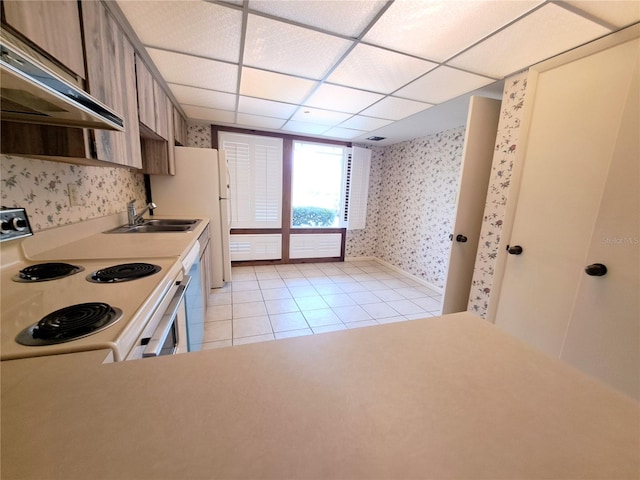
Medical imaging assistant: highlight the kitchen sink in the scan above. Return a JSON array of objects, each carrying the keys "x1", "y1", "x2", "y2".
[
  {"x1": 104, "y1": 219, "x2": 201, "y2": 234},
  {"x1": 142, "y1": 219, "x2": 199, "y2": 226}
]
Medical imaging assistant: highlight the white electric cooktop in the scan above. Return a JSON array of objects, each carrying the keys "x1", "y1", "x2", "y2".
[{"x1": 1, "y1": 254, "x2": 182, "y2": 361}]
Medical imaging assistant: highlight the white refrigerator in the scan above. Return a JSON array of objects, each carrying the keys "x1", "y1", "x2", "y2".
[{"x1": 150, "y1": 146, "x2": 231, "y2": 288}]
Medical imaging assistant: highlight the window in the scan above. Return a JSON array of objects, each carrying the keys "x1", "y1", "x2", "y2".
[
  {"x1": 291, "y1": 141, "x2": 346, "y2": 229},
  {"x1": 218, "y1": 128, "x2": 371, "y2": 263}
]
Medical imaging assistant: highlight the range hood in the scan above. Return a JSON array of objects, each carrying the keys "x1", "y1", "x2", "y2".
[{"x1": 0, "y1": 37, "x2": 124, "y2": 131}]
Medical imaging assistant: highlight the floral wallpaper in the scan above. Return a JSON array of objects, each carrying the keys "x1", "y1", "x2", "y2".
[
  {"x1": 0, "y1": 155, "x2": 146, "y2": 231},
  {"x1": 468, "y1": 71, "x2": 529, "y2": 318},
  {"x1": 346, "y1": 127, "x2": 466, "y2": 290},
  {"x1": 187, "y1": 122, "x2": 212, "y2": 148}
]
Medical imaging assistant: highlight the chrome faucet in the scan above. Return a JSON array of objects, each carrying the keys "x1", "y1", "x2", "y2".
[{"x1": 127, "y1": 200, "x2": 157, "y2": 226}]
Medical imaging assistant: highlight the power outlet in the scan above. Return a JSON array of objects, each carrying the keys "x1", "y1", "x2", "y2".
[{"x1": 67, "y1": 184, "x2": 81, "y2": 206}]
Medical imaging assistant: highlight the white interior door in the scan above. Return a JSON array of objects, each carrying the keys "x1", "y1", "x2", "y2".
[
  {"x1": 494, "y1": 32, "x2": 638, "y2": 363},
  {"x1": 442, "y1": 96, "x2": 500, "y2": 314},
  {"x1": 559, "y1": 56, "x2": 639, "y2": 399}
]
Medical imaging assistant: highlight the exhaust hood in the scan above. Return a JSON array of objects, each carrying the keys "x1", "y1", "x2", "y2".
[{"x1": 0, "y1": 37, "x2": 124, "y2": 131}]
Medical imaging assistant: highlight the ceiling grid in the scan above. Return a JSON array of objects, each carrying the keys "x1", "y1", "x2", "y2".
[{"x1": 117, "y1": 0, "x2": 640, "y2": 145}]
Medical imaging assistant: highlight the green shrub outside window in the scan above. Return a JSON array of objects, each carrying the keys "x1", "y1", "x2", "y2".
[{"x1": 292, "y1": 206, "x2": 336, "y2": 227}]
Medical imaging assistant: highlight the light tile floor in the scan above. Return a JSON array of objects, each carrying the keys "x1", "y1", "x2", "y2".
[{"x1": 195, "y1": 260, "x2": 443, "y2": 350}]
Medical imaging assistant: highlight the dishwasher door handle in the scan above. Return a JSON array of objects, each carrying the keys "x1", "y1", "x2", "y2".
[{"x1": 142, "y1": 275, "x2": 191, "y2": 357}]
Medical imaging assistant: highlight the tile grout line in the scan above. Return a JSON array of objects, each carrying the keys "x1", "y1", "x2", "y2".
[{"x1": 200, "y1": 261, "x2": 443, "y2": 348}]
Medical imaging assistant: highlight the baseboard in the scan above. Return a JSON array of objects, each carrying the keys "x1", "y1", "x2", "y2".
[
  {"x1": 345, "y1": 256, "x2": 377, "y2": 262},
  {"x1": 345, "y1": 256, "x2": 444, "y2": 294}
]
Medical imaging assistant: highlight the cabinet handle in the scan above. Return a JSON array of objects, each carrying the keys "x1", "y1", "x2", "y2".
[
  {"x1": 456, "y1": 234, "x2": 468, "y2": 243},
  {"x1": 507, "y1": 245, "x2": 523, "y2": 255},
  {"x1": 585, "y1": 263, "x2": 607, "y2": 276}
]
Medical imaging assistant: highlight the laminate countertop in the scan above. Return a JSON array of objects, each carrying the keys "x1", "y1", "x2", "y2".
[
  {"x1": 20, "y1": 214, "x2": 210, "y2": 262},
  {"x1": 1, "y1": 312, "x2": 638, "y2": 479}
]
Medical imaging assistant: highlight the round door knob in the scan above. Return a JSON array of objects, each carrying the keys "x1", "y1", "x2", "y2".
[
  {"x1": 456, "y1": 234, "x2": 468, "y2": 243},
  {"x1": 507, "y1": 245, "x2": 523, "y2": 255},
  {"x1": 585, "y1": 263, "x2": 607, "y2": 276}
]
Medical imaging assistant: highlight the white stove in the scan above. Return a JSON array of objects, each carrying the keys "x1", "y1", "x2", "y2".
[{"x1": 1, "y1": 209, "x2": 184, "y2": 362}]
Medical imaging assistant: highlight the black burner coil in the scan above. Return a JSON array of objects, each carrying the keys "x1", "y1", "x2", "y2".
[
  {"x1": 15, "y1": 262, "x2": 84, "y2": 282},
  {"x1": 32, "y1": 302, "x2": 115, "y2": 340},
  {"x1": 88, "y1": 263, "x2": 161, "y2": 283}
]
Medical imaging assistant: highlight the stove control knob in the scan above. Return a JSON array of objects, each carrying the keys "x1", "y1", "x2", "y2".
[
  {"x1": 1, "y1": 217, "x2": 25, "y2": 232},
  {"x1": 12, "y1": 217, "x2": 27, "y2": 231},
  {"x1": 0, "y1": 208, "x2": 32, "y2": 242}
]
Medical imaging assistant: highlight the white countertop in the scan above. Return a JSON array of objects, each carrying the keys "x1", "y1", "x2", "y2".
[
  {"x1": 21, "y1": 213, "x2": 210, "y2": 261},
  {"x1": 2, "y1": 312, "x2": 638, "y2": 479}
]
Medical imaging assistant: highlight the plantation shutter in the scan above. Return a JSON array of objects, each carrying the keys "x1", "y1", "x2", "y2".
[
  {"x1": 220, "y1": 132, "x2": 283, "y2": 229},
  {"x1": 345, "y1": 146, "x2": 371, "y2": 230}
]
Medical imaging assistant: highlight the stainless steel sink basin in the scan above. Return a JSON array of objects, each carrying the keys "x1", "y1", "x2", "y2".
[
  {"x1": 142, "y1": 219, "x2": 199, "y2": 226},
  {"x1": 104, "y1": 219, "x2": 201, "y2": 233}
]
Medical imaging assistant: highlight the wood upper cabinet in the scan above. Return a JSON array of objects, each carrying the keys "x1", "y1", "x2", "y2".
[
  {"x1": 81, "y1": 0, "x2": 141, "y2": 168},
  {"x1": 153, "y1": 82, "x2": 170, "y2": 141},
  {"x1": 0, "y1": 0, "x2": 142, "y2": 169},
  {"x1": 174, "y1": 107, "x2": 188, "y2": 146},
  {"x1": 141, "y1": 96, "x2": 175, "y2": 175},
  {"x1": 135, "y1": 55, "x2": 155, "y2": 130},
  {"x1": 135, "y1": 53, "x2": 169, "y2": 141},
  {"x1": 136, "y1": 55, "x2": 176, "y2": 174},
  {"x1": 2, "y1": 0, "x2": 85, "y2": 79}
]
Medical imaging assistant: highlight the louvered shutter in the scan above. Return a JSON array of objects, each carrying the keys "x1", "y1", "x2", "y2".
[
  {"x1": 345, "y1": 146, "x2": 371, "y2": 230},
  {"x1": 221, "y1": 132, "x2": 283, "y2": 229}
]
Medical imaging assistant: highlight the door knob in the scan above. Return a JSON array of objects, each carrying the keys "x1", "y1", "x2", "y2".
[
  {"x1": 456, "y1": 234, "x2": 468, "y2": 243},
  {"x1": 585, "y1": 263, "x2": 607, "y2": 276},
  {"x1": 507, "y1": 245, "x2": 523, "y2": 255}
]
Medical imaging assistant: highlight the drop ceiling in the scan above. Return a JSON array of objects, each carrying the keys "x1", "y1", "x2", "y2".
[{"x1": 116, "y1": 0, "x2": 639, "y2": 146}]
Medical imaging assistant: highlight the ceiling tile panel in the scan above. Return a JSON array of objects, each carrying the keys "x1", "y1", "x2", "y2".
[
  {"x1": 361, "y1": 96, "x2": 433, "y2": 120},
  {"x1": 448, "y1": 3, "x2": 611, "y2": 78},
  {"x1": 564, "y1": 1, "x2": 640, "y2": 28},
  {"x1": 117, "y1": 1, "x2": 242, "y2": 62},
  {"x1": 238, "y1": 97, "x2": 298, "y2": 119},
  {"x1": 236, "y1": 113, "x2": 287, "y2": 130},
  {"x1": 240, "y1": 68, "x2": 318, "y2": 104},
  {"x1": 291, "y1": 108, "x2": 352, "y2": 126},
  {"x1": 304, "y1": 84, "x2": 384, "y2": 113},
  {"x1": 148, "y1": 49, "x2": 238, "y2": 92},
  {"x1": 183, "y1": 105, "x2": 235, "y2": 124},
  {"x1": 323, "y1": 126, "x2": 368, "y2": 140},
  {"x1": 396, "y1": 67, "x2": 494, "y2": 104},
  {"x1": 363, "y1": 0, "x2": 543, "y2": 62},
  {"x1": 282, "y1": 120, "x2": 330, "y2": 135},
  {"x1": 327, "y1": 44, "x2": 437, "y2": 93},
  {"x1": 244, "y1": 15, "x2": 354, "y2": 79},
  {"x1": 168, "y1": 84, "x2": 236, "y2": 111},
  {"x1": 339, "y1": 115, "x2": 393, "y2": 131},
  {"x1": 248, "y1": 0, "x2": 387, "y2": 37}
]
